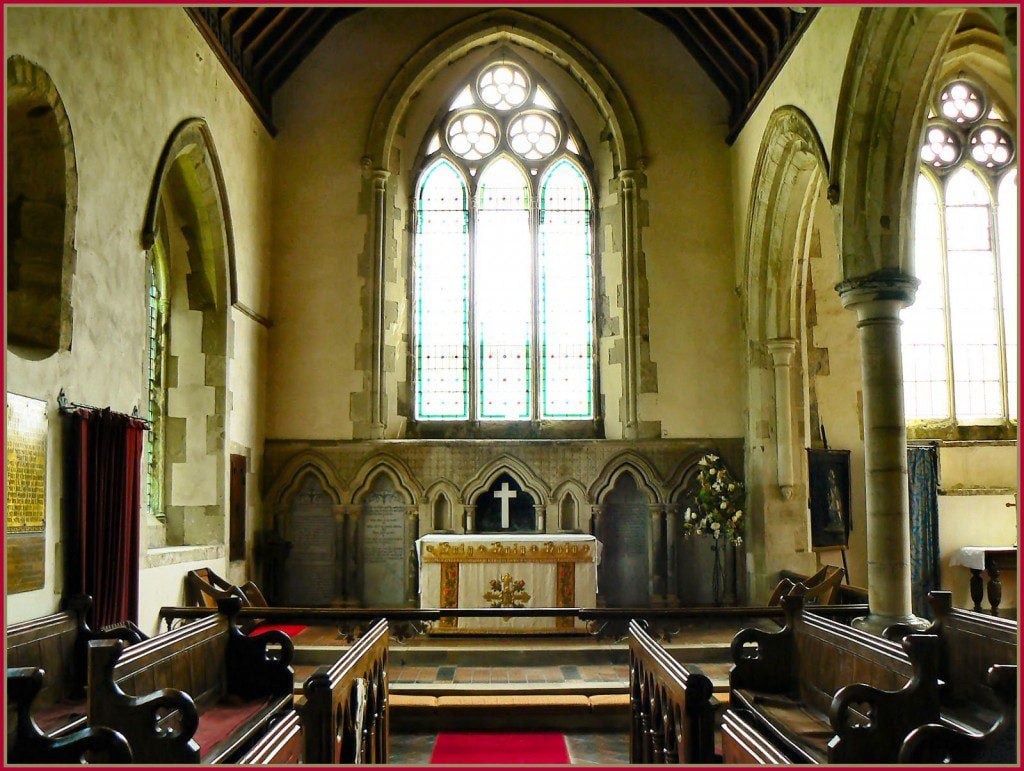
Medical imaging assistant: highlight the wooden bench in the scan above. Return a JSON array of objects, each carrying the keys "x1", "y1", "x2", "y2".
[
  {"x1": 899, "y1": 663, "x2": 1017, "y2": 763},
  {"x1": 768, "y1": 565, "x2": 846, "y2": 606},
  {"x1": 87, "y1": 596, "x2": 294, "y2": 764},
  {"x1": 301, "y1": 617, "x2": 389, "y2": 764},
  {"x1": 6, "y1": 595, "x2": 144, "y2": 752},
  {"x1": 721, "y1": 708, "x2": 791, "y2": 765},
  {"x1": 628, "y1": 619, "x2": 717, "y2": 764},
  {"x1": 237, "y1": 710, "x2": 303, "y2": 765},
  {"x1": 885, "y1": 590, "x2": 1017, "y2": 735},
  {"x1": 6, "y1": 666, "x2": 133, "y2": 764},
  {"x1": 729, "y1": 595, "x2": 942, "y2": 764}
]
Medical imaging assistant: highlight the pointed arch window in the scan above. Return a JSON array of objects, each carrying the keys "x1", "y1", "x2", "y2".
[
  {"x1": 903, "y1": 80, "x2": 1017, "y2": 431},
  {"x1": 146, "y1": 251, "x2": 169, "y2": 517},
  {"x1": 413, "y1": 60, "x2": 595, "y2": 424}
]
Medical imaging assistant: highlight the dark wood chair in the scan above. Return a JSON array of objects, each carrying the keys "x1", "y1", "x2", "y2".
[
  {"x1": 767, "y1": 565, "x2": 845, "y2": 606},
  {"x1": 87, "y1": 596, "x2": 294, "y2": 764},
  {"x1": 628, "y1": 619, "x2": 717, "y2": 764},
  {"x1": 5, "y1": 595, "x2": 144, "y2": 745},
  {"x1": 729, "y1": 594, "x2": 942, "y2": 764},
  {"x1": 302, "y1": 618, "x2": 389, "y2": 764}
]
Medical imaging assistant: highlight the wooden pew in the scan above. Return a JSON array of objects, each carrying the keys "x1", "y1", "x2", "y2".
[
  {"x1": 627, "y1": 619, "x2": 717, "y2": 764},
  {"x1": 301, "y1": 618, "x2": 389, "y2": 764},
  {"x1": 6, "y1": 595, "x2": 144, "y2": 746},
  {"x1": 237, "y1": 710, "x2": 303, "y2": 765},
  {"x1": 899, "y1": 663, "x2": 1017, "y2": 764},
  {"x1": 721, "y1": 708, "x2": 791, "y2": 765},
  {"x1": 729, "y1": 595, "x2": 942, "y2": 764},
  {"x1": 885, "y1": 590, "x2": 1017, "y2": 735},
  {"x1": 87, "y1": 596, "x2": 294, "y2": 764},
  {"x1": 6, "y1": 667, "x2": 133, "y2": 764}
]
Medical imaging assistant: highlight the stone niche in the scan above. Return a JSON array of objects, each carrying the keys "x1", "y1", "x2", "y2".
[{"x1": 264, "y1": 438, "x2": 744, "y2": 608}]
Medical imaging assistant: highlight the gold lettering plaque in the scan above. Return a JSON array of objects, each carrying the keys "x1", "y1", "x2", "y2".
[
  {"x1": 6, "y1": 393, "x2": 48, "y2": 533},
  {"x1": 422, "y1": 540, "x2": 593, "y2": 563}
]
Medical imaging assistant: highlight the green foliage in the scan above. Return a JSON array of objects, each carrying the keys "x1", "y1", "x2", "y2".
[{"x1": 682, "y1": 454, "x2": 745, "y2": 545}]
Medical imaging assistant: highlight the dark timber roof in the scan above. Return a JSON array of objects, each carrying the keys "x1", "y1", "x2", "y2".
[{"x1": 187, "y1": 6, "x2": 818, "y2": 140}]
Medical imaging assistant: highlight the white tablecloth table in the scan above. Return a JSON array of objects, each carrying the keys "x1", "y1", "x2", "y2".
[{"x1": 415, "y1": 533, "x2": 601, "y2": 633}]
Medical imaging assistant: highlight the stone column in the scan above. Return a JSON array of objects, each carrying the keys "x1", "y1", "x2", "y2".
[
  {"x1": 766, "y1": 338, "x2": 798, "y2": 500},
  {"x1": 838, "y1": 272, "x2": 926, "y2": 633},
  {"x1": 464, "y1": 505, "x2": 476, "y2": 533},
  {"x1": 648, "y1": 504, "x2": 665, "y2": 605},
  {"x1": 344, "y1": 507, "x2": 360, "y2": 606},
  {"x1": 665, "y1": 504, "x2": 680, "y2": 605},
  {"x1": 619, "y1": 170, "x2": 641, "y2": 438},
  {"x1": 368, "y1": 168, "x2": 390, "y2": 439},
  {"x1": 405, "y1": 507, "x2": 419, "y2": 605},
  {"x1": 590, "y1": 504, "x2": 604, "y2": 606}
]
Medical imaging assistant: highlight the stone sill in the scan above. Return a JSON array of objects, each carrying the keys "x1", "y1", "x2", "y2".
[
  {"x1": 938, "y1": 486, "x2": 1018, "y2": 497},
  {"x1": 143, "y1": 544, "x2": 224, "y2": 569}
]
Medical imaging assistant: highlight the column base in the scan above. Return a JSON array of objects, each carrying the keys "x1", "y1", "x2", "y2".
[{"x1": 851, "y1": 612, "x2": 930, "y2": 636}]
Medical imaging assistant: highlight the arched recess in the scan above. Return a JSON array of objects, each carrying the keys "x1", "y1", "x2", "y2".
[
  {"x1": 356, "y1": 9, "x2": 658, "y2": 441},
  {"x1": 6, "y1": 55, "x2": 77, "y2": 356},
  {"x1": 589, "y1": 452, "x2": 663, "y2": 505},
  {"x1": 666, "y1": 449, "x2": 725, "y2": 503},
  {"x1": 461, "y1": 454, "x2": 550, "y2": 507},
  {"x1": 143, "y1": 119, "x2": 234, "y2": 547},
  {"x1": 425, "y1": 479, "x2": 463, "y2": 533},
  {"x1": 830, "y1": 7, "x2": 969, "y2": 282},
  {"x1": 552, "y1": 479, "x2": 589, "y2": 532},
  {"x1": 347, "y1": 454, "x2": 423, "y2": 506},
  {"x1": 267, "y1": 451, "x2": 345, "y2": 510},
  {"x1": 742, "y1": 106, "x2": 838, "y2": 601}
]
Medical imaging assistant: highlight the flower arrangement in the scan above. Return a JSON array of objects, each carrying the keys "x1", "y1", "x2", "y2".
[{"x1": 682, "y1": 454, "x2": 745, "y2": 545}]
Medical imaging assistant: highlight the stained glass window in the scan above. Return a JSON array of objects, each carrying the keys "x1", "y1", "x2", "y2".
[
  {"x1": 146, "y1": 258, "x2": 167, "y2": 516},
  {"x1": 902, "y1": 79, "x2": 1017, "y2": 427},
  {"x1": 413, "y1": 59, "x2": 595, "y2": 422}
]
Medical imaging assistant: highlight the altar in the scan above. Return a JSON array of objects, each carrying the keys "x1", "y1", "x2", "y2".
[{"x1": 415, "y1": 534, "x2": 602, "y2": 633}]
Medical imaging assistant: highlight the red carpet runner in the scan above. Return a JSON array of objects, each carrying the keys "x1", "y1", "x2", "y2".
[{"x1": 430, "y1": 733, "x2": 571, "y2": 764}]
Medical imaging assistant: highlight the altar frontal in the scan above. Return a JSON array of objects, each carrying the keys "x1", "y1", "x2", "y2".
[{"x1": 416, "y1": 534, "x2": 602, "y2": 633}]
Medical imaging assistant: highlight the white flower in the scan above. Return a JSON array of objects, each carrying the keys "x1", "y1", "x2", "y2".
[
  {"x1": 698, "y1": 457, "x2": 707, "y2": 466},
  {"x1": 720, "y1": 501, "x2": 728, "y2": 510},
  {"x1": 728, "y1": 483, "x2": 735, "y2": 492},
  {"x1": 711, "y1": 522, "x2": 721, "y2": 531},
  {"x1": 735, "y1": 510, "x2": 743, "y2": 518},
  {"x1": 734, "y1": 536, "x2": 743, "y2": 545}
]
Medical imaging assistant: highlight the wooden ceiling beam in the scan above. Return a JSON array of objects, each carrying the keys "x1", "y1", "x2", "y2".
[
  {"x1": 264, "y1": 10, "x2": 341, "y2": 92},
  {"x1": 680, "y1": 8, "x2": 751, "y2": 96},
  {"x1": 697, "y1": 8, "x2": 762, "y2": 85},
  {"x1": 727, "y1": 8, "x2": 769, "y2": 73},
  {"x1": 233, "y1": 7, "x2": 269, "y2": 47},
  {"x1": 254, "y1": 8, "x2": 317, "y2": 74},
  {"x1": 246, "y1": 8, "x2": 294, "y2": 57},
  {"x1": 750, "y1": 9, "x2": 782, "y2": 59},
  {"x1": 642, "y1": 8, "x2": 743, "y2": 102}
]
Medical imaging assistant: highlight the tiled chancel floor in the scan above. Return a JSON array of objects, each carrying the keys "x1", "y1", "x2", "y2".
[{"x1": 389, "y1": 732, "x2": 628, "y2": 765}]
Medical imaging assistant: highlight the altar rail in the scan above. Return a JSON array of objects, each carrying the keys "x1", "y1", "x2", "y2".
[{"x1": 157, "y1": 604, "x2": 870, "y2": 633}]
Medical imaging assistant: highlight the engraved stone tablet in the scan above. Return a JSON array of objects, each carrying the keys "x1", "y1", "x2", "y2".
[
  {"x1": 282, "y1": 474, "x2": 336, "y2": 605},
  {"x1": 360, "y1": 475, "x2": 408, "y2": 607},
  {"x1": 599, "y1": 473, "x2": 650, "y2": 606}
]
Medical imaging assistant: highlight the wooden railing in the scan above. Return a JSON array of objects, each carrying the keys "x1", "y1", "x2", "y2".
[
  {"x1": 303, "y1": 618, "x2": 389, "y2": 764},
  {"x1": 627, "y1": 620, "x2": 716, "y2": 764}
]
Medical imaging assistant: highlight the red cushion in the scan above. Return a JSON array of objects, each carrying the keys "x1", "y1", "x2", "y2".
[
  {"x1": 249, "y1": 623, "x2": 307, "y2": 638},
  {"x1": 194, "y1": 698, "x2": 269, "y2": 758},
  {"x1": 33, "y1": 699, "x2": 86, "y2": 734}
]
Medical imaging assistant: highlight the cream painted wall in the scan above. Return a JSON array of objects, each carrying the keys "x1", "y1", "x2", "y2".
[
  {"x1": 268, "y1": 7, "x2": 744, "y2": 440},
  {"x1": 5, "y1": 7, "x2": 273, "y2": 628}
]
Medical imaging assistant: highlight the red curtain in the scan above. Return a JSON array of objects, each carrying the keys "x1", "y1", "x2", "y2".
[{"x1": 66, "y1": 408, "x2": 146, "y2": 627}]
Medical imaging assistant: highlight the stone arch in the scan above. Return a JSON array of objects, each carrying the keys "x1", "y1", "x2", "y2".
[
  {"x1": 144, "y1": 119, "x2": 235, "y2": 547},
  {"x1": 348, "y1": 454, "x2": 422, "y2": 505},
  {"x1": 938, "y1": 14, "x2": 1017, "y2": 119},
  {"x1": 589, "y1": 452, "x2": 662, "y2": 505},
  {"x1": 425, "y1": 479, "x2": 463, "y2": 532},
  {"x1": 462, "y1": 454, "x2": 550, "y2": 507},
  {"x1": 666, "y1": 450, "x2": 723, "y2": 503},
  {"x1": 552, "y1": 479, "x2": 589, "y2": 532},
  {"x1": 830, "y1": 7, "x2": 968, "y2": 282},
  {"x1": 267, "y1": 451, "x2": 345, "y2": 508},
  {"x1": 356, "y1": 9, "x2": 658, "y2": 440},
  {"x1": 6, "y1": 55, "x2": 78, "y2": 356}
]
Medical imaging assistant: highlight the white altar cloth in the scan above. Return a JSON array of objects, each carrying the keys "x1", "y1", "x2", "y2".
[
  {"x1": 415, "y1": 534, "x2": 601, "y2": 633},
  {"x1": 950, "y1": 546, "x2": 1017, "y2": 571}
]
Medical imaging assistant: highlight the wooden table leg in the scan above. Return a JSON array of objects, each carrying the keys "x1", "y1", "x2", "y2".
[
  {"x1": 985, "y1": 556, "x2": 1003, "y2": 617},
  {"x1": 969, "y1": 568, "x2": 985, "y2": 612}
]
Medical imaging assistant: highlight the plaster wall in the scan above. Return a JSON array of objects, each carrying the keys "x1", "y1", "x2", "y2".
[
  {"x1": 268, "y1": 7, "x2": 744, "y2": 441},
  {"x1": 5, "y1": 6, "x2": 273, "y2": 628}
]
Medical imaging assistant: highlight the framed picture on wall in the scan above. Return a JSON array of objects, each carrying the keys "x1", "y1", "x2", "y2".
[{"x1": 807, "y1": 448, "x2": 852, "y2": 551}]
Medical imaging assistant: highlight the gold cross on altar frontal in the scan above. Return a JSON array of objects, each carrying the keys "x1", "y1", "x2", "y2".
[{"x1": 483, "y1": 572, "x2": 531, "y2": 616}]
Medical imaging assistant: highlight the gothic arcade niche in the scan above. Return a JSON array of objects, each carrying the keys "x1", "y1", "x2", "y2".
[
  {"x1": 6, "y1": 56, "x2": 77, "y2": 355},
  {"x1": 282, "y1": 474, "x2": 337, "y2": 605},
  {"x1": 473, "y1": 473, "x2": 537, "y2": 533},
  {"x1": 599, "y1": 472, "x2": 651, "y2": 606},
  {"x1": 358, "y1": 474, "x2": 410, "y2": 607}
]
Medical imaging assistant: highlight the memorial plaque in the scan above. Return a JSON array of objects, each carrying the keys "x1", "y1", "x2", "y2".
[
  {"x1": 599, "y1": 473, "x2": 650, "y2": 606},
  {"x1": 360, "y1": 476, "x2": 408, "y2": 606},
  {"x1": 282, "y1": 474, "x2": 336, "y2": 605},
  {"x1": 6, "y1": 393, "x2": 47, "y2": 593}
]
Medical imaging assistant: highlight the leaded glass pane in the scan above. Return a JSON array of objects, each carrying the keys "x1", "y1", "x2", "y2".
[
  {"x1": 539, "y1": 159, "x2": 593, "y2": 418},
  {"x1": 415, "y1": 160, "x2": 470, "y2": 419},
  {"x1": 476, "y1": 157, "x2": 532, "y2": 419},
  {"x1": 998, "y1": 170, "x2": 1018, "y2": 420},
  {"x1": 945, "y1": 168, "x2": 1002, "y2": 421},
  {"x1": 903, "y1": 174, "x2": 950, "y2": 420},
  {"x1": 146, "y1": 260, "x2": 164, "y2": 515}
]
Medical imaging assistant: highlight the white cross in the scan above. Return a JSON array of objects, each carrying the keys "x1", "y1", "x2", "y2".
[{"x1": 494, "y1": 482, "x2": 517, "y2": 529}]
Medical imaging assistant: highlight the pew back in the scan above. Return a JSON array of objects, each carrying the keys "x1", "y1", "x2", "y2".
[
  {"x1": 7, "y1": 612, "x2": 80, "y2": 708},
  {"x1": 302, "y1": 618, "x2": 389, "y2": 764},
  {"x1": 238, "y1": 711, "x2": 303, "y2": 765},
  {"x1": 627, "y1": 619, "x2": 715, "y2": 764}
]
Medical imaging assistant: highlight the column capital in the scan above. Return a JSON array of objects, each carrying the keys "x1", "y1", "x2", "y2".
[
  {"x1": 371, "y1": 168, "x2": 391, "y2": 184},
  {"x1": 765, "y1": 337, "x2": 798, "y2": 367},
  {"x1": 836, "y1": 270, "x2": 920, "y2": 309},
  {"x1": 618, "y1": 169, "x2": 639, "y2": 188}
]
